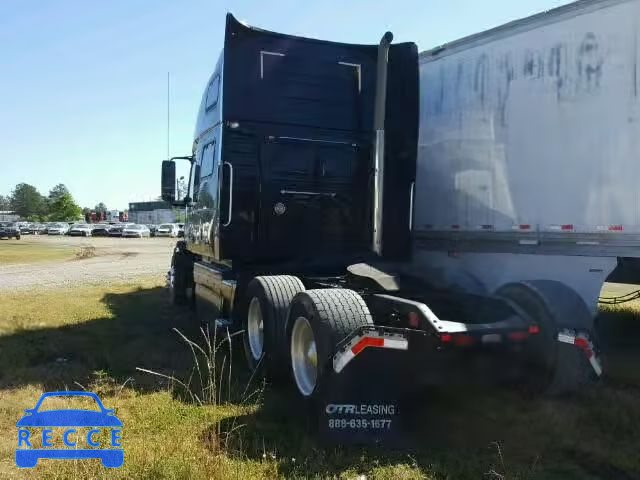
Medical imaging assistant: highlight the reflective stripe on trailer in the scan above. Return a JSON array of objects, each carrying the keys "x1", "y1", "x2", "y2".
[
  {"x1": 333, "y1": 331, "x2": 408, "y2": 373},
  {"x1": 557, "y1": 329, "x2": 603, "y2": 376},
  {"x1": 596, "y1": 225, "x2": 624, "y2": 232},
  {"x1": 547, "y1": 224, "x2": 574, "y2": 231}
]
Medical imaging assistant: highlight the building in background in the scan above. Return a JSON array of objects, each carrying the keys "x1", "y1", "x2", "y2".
[
  {"x1": 0, "y1": 211, "x2": 19, "y2": 222},
  {"x1": 128, "y1": 201, "x2": 176, "y2": 225}
]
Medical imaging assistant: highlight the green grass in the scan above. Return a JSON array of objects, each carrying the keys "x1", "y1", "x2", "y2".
[
  {"x1": 0, "y1": 281, "x2": 639, "y2": 479},
  {"x1": 0, "y1": 238, "x2": 77, "y2": 264}
]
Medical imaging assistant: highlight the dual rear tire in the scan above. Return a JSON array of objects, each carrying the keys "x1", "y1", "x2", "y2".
[
  {"x1": 288, "y1": 289, "x2": 373, "y2": 399},
  {"x1": 241, "y1": 276, "x2": 305, "y2": 377},
  {"x1": 242, "y1": 281, "x2": 373, "y2": 399}
]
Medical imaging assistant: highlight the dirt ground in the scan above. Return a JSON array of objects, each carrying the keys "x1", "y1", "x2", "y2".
[{"x1": 0, "y1": 235, "x2": 175, "y2": 291}]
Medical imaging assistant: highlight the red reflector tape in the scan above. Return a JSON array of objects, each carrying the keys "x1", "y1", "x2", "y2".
[
  {"x1": 508, "y1": 331, "x2": 528, "y2": 341},
  {"x1": 453, "y1": 334, "x2": 474, "y2": 347},
  {"x1": 333, "y1": 333, "x2": 408, "y2": 373},
  {"x1": 609, "y1": 225, "x2": 623, "y2": 231},
  {"x1": 528, "y1": 325, "x2": 540, "y2": 334},
  {"x1": 574, "y1": 337, "x2": 589, "y2": 350},
  {"x1": 351, "y1": 337, "x2": 384, "y2": 355},
  {"x1": 561, "y1": 224, "x2": 574, "y2": 231},
  {"x1": 440, "y1": 334, "x2": 452, "y2": 343}
]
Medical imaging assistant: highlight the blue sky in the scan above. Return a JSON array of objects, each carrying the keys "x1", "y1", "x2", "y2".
[{"x1": 0, "y1": 0, "x2": 570, "y2": 210}]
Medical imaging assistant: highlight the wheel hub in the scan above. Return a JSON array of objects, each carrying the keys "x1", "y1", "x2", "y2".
[
  {"x1": 247, "y1": 297, "x2": 264, "y2": 361},
  {"x1": 291, "y1": 316, "x2": 317, "y2": 397}
]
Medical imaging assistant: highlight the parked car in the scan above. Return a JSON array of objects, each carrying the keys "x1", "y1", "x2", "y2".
[
  {"x1": 18, "y1": 223, "x2": 32, "y2": 235},
  {"x1": 123, "y1": 224, "x2": 151, "y2": 238},
  {"x1": 90, "y1": 224, "x2": 110, "y2": 237},
  {"x1": 0, "y1": 222, "x2": 21, "y2": 239},
  {"x1": 107, "y1": 223, "x2": 133, "y2": 237},
  {"x1": 27, "y1": 223, "x2": 45, "y2": 235},
  {"x1": 156, "y1": 223, "x2": 180, "y2": 237},
  {"x1": 68, "y1": 223, "x2": 93, "y2": 237},
  {"x1": 47, "y1": 223, "x2": 70, "y2": 235}
]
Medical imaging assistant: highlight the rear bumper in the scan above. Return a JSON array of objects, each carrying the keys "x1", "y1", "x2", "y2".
[
  {"x1": 331, "y1": 322, "x2": 602, "y2": 389},
  {"x1": 331, "y1": 325, "x2": 538, "y2": 387}
]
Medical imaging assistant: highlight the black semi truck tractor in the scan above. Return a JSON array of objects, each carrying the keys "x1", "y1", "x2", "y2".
[{"x1": 160, "y1": 14, "x2": 601, "y2": 435}]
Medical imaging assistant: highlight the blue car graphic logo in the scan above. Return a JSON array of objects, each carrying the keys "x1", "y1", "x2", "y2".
[{"x1": 15, "y1": 391, "x2": 123, "y2": 468}]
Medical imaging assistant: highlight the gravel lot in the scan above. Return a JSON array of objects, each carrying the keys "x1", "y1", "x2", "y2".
[{"x1": 0, "y1": 235, "x2": 176, "y2": 291}]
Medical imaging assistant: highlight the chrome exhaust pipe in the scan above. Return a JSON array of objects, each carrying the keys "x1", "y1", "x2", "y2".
[{"x1": 372, "y1": 31, "x2": 393, "y2": 256}]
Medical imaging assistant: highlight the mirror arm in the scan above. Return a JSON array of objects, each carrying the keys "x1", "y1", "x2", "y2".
[{"x1": 170, "y1": 155, "x2": 194, "y2": 163}]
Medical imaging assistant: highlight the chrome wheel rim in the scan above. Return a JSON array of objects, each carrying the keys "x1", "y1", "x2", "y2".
[
  {"x1": 247, "y1": 297, "x2": 264, "y2": 361},
  {"x1": 291, "y1": 316, "x2": 317, "y2": 397}
]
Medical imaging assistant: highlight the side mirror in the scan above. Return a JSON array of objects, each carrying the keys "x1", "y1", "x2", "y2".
[{"x1": 161, "y1": 160, "x2": 176, "y2": 202}]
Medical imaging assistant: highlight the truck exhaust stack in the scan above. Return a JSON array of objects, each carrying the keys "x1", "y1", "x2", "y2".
[{"x1": 372, "y1": 31, "x2": 393, "y2": 256}]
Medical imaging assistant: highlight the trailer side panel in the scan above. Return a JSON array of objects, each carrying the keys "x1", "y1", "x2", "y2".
[{"x1": 416, "y1": 0, "x2": 640, "y2": 256}]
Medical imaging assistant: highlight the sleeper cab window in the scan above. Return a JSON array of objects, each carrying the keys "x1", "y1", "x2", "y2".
[
  {"x1": 200, "y1": 142, "x2": 216, "y2": 178},
  {"x1": 205, "y1": 75, "x2": 220, "y2": 111}
]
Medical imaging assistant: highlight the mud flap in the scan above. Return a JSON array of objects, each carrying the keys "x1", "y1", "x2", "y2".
[
  {"x1": 557, "y1": 328, "x2": 603, "y2": 377},
  {"x1": 317, "y1": 329, "x2": 412, "y2": 445}
]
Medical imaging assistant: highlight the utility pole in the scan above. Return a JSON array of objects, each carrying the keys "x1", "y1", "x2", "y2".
[{"x1": 167, "y1": 72, "x2": 170, "y2": 160}]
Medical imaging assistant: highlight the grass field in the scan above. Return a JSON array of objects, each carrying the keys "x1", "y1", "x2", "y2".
[
  {"x1": 0, "y1": 238, "x2": 77, "y2": 264},
  {"x1": 1, "y1": 280, "x2": 639, "y2": 479}
]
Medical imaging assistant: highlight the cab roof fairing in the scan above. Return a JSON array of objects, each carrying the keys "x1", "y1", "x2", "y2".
[{"x1": 193, "y1": 51, "x2": 224, "y2": 149}]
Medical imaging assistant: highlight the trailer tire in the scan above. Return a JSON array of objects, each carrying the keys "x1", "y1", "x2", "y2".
[
  {"x1": 242, "y1": 275, "x2": 305, "y2": 377},
  {"x1": 169, "y1": 241, "x2": 194, "y2": 308},
  {"x1": 497, "y1": 280, "x2": 595, "y2": 395},
  {"x1": 287, "y1": 289, "x2": 373, "y2": 400}
]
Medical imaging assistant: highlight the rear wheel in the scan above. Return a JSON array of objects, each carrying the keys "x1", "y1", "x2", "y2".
[
  {"x1": 169, "y1": 241, "x2": 194, "y2": 308},
  {"x1": 242, "y1": 275, "x2": 305, "y2": 376},
  {"x1": 288, "y1": 289, "x2": 373, "y2": 400},
  {"x1": 497, "y1": 280, "x2": 596, "y2": 395}
]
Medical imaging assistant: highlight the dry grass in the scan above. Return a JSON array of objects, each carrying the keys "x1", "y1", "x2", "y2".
[
  {"x1": 0, "y1": 238, "x2": 77, "y2": 265},
  {"x1": 0, "y1": 280, "x2": 639, "y2": 479},
  {"x1": 74, "y1": 245, "x2": 97, "y2": 260}
]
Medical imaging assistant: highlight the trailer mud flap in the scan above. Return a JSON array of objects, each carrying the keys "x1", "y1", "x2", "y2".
[{"x1": 557, "y1": 328, "x2": 603, "y2": 376}]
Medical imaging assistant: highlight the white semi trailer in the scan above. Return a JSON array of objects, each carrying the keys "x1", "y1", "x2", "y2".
[{"x1": 415, "y1": 0, "x2": 640, "y2": 314}]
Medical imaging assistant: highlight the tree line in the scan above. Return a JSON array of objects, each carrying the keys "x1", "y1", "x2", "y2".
[{"x1": 0, "y1": 183, "x2": 109, "y2": 222}]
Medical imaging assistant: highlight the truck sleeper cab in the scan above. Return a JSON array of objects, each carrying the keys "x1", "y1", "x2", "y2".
[{"x1": 161, "y1": 13, "x2": 600, "y2": 407}]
